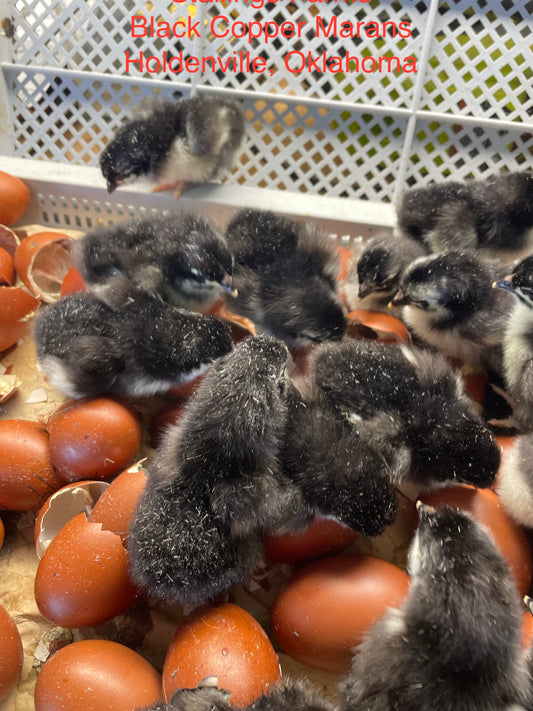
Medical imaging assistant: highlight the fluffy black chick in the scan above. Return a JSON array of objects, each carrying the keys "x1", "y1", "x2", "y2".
[
  {"x1": 279, "y1": 385, "x2": 398, "y2": 537},
  {"x1": 397, "y1": 171, "x2": 533, "y2": 258},
  {"x1": 33, "y1": 291, "x2": 232, "y2": 399},
  {"x1": 339, "y1": 504, "x2": 530, "y2": 711},
  {"x1": 74, "y1": 212, "x2": 235, "y2": 311},
  {"x1": 100, "y1": 95, "x2": 245, "y2": 197},
  {"x1": 128, "y1": 336, "x2": 305, "y2": 605},
  {"x1": 494, "y1": 255, "x2": 533, "y2": 432},
  {"x1": 138, "y1": 678, "x2": 336, "y2": 711},
  {"x1": 309, "y1": 339, "x2": 500, "y2": 490},
  {"x1": 354, "y1": 232, "x2": 427, "y2": 313},
  {"x1": 225, "y1": 209, "x2": 346, "y2": 346},
  {"x1": 391, "y1": 250, "x2": 514, "y2": 374}
]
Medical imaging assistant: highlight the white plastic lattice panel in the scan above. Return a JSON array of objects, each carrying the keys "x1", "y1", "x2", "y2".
[
  {"x1": 406, "y1": 117, "x2": 533, "y2": 186},
  {"x1": 423, "y1": 0, "x2": 533, "y2": 122}
]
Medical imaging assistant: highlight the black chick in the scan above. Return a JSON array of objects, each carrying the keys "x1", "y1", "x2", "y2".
[
  {"x1": 225, "y1": 209, "x2": 346, "y2": 346},
  {"x1": 100, "y1": 95, "x2": 245, "y2": 197},
  {"x1": 128, "y1": 336, "x2": 305, "y2": 605},
  {"x1": 397, "y1": 171, "x2": 533, "y2": 257},
  {"x1": 138, "y1": 678, "x2": 336, "y2": 711},
  {"x1": 279, "y1": 385, "x2": 398, "y2": 538},
  {"x1": 354, "y1": 232, "x2": 427, "y2": 313},
  {"x1": 339, "y1": 504, "x2": 530, "y2": 711},
  {"x1": 494, "y1": 255, "x2": 533, "y2": 432},
  {"x1": 309, "y1": 339, "x2": 500, "y2": 490},
  {"x1": 74, "y1": 212, "x2": 235, "y2": 311},
  {"x1": 391, "y1": 249, "x2": 514, "y2": 374},
  {"x1": 33, "y1": 291, "x2": 233, "y2": 399}
]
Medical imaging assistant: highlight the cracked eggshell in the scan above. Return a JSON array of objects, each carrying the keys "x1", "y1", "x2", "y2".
[
  {"x1": 47, "y1": 396, "x2": 143, "y2": 483},
  {"x1": 0, "y1": 224, "x2": 20, "y2": 258},
  {"x1": 34, "y1": 512, "x2": 139, "y2": 628},
  {"x1": 34, "y1": 639, "x2": 162, "y2": 711},
  {"x1": 0, "y1": 286, "x2": 40, "y2": 352},
  {"x1": 59, "y1": 265, "x2": 86, "y2": 297},
  {"x1": 0, "y1": 246, "x2": 15, "y2": 285},
  {"x1": 88, "y1": 461, "x2": 148, "y2": 545},
  {"x1": 34, "y1": 480, "x2": 110, "y2": 559},
  {"x1": 0, "y1": 603, "x2": 24, "y2": 702},
  {"x1": 163, "y1": 602, "x2": 281, "y2": 708},
  {"x1": 14, "y1": 231, "x2": 75, "y2": 303},
  {"x1": 0, "y1": 419, "x2": 62, "y2": 511},
  {"x1": 270, "y1": 552, "x2": 410, "y2": 674}
]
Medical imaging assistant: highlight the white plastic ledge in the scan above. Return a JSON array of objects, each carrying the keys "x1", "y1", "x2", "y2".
[{"x1": 1, "y1": 156, "x2": 397, "y2": 242}]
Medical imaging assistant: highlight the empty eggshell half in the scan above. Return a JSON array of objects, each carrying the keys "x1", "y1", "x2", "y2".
[
  {"x1": 34, "y1": 480, "x2": 110, "y2": 559},
  {"x1": 14, "y1": 232, "x2": 75, "y2": 303},
  {"x1": 0, "y1": 224, "x2": 20, "y2": 258}
]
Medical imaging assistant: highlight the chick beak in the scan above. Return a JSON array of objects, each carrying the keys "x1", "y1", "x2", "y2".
[
  {"x1": 389, "y1": 291, "x2": 410, "y2": 308},
  {"x1": 493, "y1": 276, "x2": 514, "y2": 294},
  {"x1": 106, "y1": 180, "x2": 117, "y2": 194},
  {"x1": 221, "y1": 274, "x2": 238, "y2": 298},
  {"x1": 358, "y1": 283, "x2": 373, "y2": 299}
]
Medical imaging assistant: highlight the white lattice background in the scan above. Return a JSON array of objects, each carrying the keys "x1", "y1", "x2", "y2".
[{"x1": 2, "y1": 0, "x2": 532, "y2": 204}]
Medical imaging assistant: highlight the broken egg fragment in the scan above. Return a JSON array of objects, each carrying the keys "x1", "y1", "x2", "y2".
[
  {"x1": 14, "y1": 231, "x2": 75, "y2": 303},
  {"x1": 0, "y1": 171, "x2": 30, "y2": 226},
  {"x1": 34, "y1": 639, "x2": 162, "y2": 711},
  {"x1": 163, "y1": 602, "x2": 281, "y2": 708},
  {"x1": 34, "y1": 512, "x2": 139, "y2": 628},
  {"x1": 34, "y1": 480, "x2": 110, "y2": 559},
  {"x1": 346, "y1": 309, "x2": 411, "y2": 344},
  {"x1": 0, "y1": 246, "x2": 15, "y2": 285}
]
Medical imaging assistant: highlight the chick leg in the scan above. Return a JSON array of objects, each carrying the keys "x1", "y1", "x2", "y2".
[
  {"x1": 487, "y1": 383, "x2": 520, "y2": 430},
  {"x1": 151, "y1": 180, "x2": 185, "y2": 199}
]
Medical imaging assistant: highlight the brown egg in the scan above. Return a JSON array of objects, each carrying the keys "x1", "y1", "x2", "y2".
[
  {"x1": 0, "y1": 286, "x2": 40, "y2": 351},
  {"x1": 336, "y1": 245, "x2": 354, "y2": 283},
  {"x1": 0, "y1": 517, "x2": 4, "y2": 550},
  {"x1": 270, "y1": 552, "x2": 410, "y2": 673},
  {"x1": 148, "y1": 401, "x2": 187, "y2": 449},
  {"x1": 14, "y1": 232, "x2": 74, "y2": 303},
  {"x1": 264, "y1": 516, "x2": 358, "y2": 565},
  {"x1": 0, "y1": 246, "x2": 15, "y2": 285},
  {"x1": 88, "y1": 461, "x2": 148, "y2": 544},
  {"x1": 418, "y1": 485, "x2": 532, "y2": 596},
  {"x1": 522, "y1": 609, "x2": 533, "y2": 649},
  {"x1": 34, "y1": 639, "x2": 162, "y2": 711},
  {"x1": 35, "y1": 512, "x2": 138, "y2": 627},
  {"x1": 0, "y1": 603, "x2": 23, "y2": 702},
  {"x1": 0, "y1": 419, "x2": 62, "y2": 511},
  {"x1": 47, "y1": 397, "x2": 143, "y2": 482},
  {"x1": 163, "y1": 602, "x2": 281, "y2": 707},
  {"x1": 59, "y1": 266, "x2": 86, "y2": 297},
  {"x1": 346, "y1": 309, "x2": 411, "y2": 344},
  {"x1": 0, "y1": 171, "x2": 30, "y2": 226}
]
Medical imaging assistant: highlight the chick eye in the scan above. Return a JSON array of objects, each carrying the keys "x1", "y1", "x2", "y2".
[{"x1": 186, "y1": 268, "x2": 206, "y2": 283}]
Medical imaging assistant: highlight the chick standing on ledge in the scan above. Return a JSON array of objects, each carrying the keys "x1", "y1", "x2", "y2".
[
  {"x1": 225, "y1": 209, "x2": 346, "y2": 346},
  {"x1": 33, "y1": 291, "x2": 233, "y2": 399},
  {"x1": 339, "y1": 504, "x2": 531, "y2": 711},
  {"x1": 128, "y1": 336, "x2": 305, "y2": 606},
  {"x1": 397, "y1": 171, "x2": 533, "y2": 258},
  {"x1": 99, "y1": 95, "x2": 246, "y2": 197},
  {"x1": 74, "y1": 213, "x2": 236, "y2": 311}
]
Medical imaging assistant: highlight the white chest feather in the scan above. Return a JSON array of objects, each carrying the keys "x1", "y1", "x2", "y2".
[
  {"x1": 503, "y1": 303, "x2": 533, "y2": 392},
  {"x1": 157, "y1": 138, "x2": 218, "y2": 184}
]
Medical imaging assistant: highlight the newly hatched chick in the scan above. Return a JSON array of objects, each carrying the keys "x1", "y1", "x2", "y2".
[
  {"x1": 494, "y1": 255, "x2": 533, "y2": 432},
  {"x1": 354, "y1": 232, "x2": 427, "y2": 313},
  {"x1": 74, "y1": 212, "x2": 235, "y2": 311},
  {"x1": 139, "y1": 677, "x2": 336, "y2": 711},
  {"x1": 225, "y1": 209, "x2": 346, "y2": 346},
  {"x1": 280, "y1": 386, "x2": 398, "y2": 537},
  {"x1": 391, "y1": 249, "x2": 514, "y2": 374},
  {"x1": 339, "y1": 504, "x2": 530, "y2": 711},
  {"x1": 33, "y1": 291, "x2": 233, "y2": 399},
  {"x1": 100, "y1": 95, "x2": 245, "y2": 197},
  {"x1": 128, "y1": 336, "x2": 305, "y2": 605},
  {"x1": 309, "y1": 339, "x2": 500, "y2": 490},
  {"x1": 397, "y1": 171, "x2": 533, "y2": 258}
]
